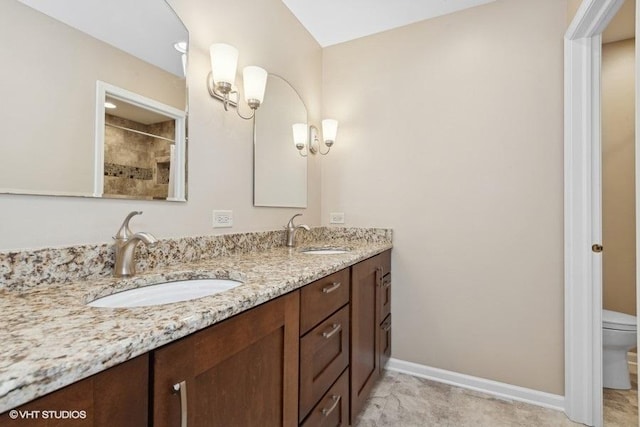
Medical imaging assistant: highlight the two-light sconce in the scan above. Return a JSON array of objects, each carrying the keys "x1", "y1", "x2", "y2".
[
  {"x1": 293, "y1": 120, "x2": 338, "y2": 156},
  {"x1": 207, "y1": 42, "x2": 338, "y2": 155},
  {"x1": 207, "y1": 43, "x2": 267, "y2": 120}
]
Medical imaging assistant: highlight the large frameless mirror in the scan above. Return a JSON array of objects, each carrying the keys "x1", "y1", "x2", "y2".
[
  {"x1": 0, "y1": 0, "x2": 188, "y2": 201},
  {"x1": 254, "y1": 74, "x2": 307, "y2": 208}
]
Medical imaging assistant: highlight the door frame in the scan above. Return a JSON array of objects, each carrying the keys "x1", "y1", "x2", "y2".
[{"x1": 564, "y1": 0, "x2": 625, "y2": 425}]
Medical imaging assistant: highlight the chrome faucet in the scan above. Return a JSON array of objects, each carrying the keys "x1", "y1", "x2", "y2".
[
  {"x1": 285, "y1": 214, "x2": 310, "y2": 247},
  {"x1": 113, "y1": 211, "x2": 158, "y2": 277}
]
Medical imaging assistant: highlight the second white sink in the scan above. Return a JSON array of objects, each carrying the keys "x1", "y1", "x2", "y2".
[
  {"x1": 88, "y1": 279, "x2": 242, "y2": 308},
  {"x1": 300, "y1": 248, "x2": 349, "y2": 255}
]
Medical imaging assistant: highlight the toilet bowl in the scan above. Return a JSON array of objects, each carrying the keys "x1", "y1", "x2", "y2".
[{"x1": 603, "y1": 309, "x2": 637, "y2": 390}]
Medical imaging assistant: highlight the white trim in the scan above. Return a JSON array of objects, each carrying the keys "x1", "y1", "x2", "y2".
[
  {"x1": 93, "y1": 81, "x2": 187, "y2": 201},
  {"x1": 387, "y1": 358, "x2": 564, "y2": 411},
  {"x1": 564, "y1": 1, "x2": 625, "y2": 426}
]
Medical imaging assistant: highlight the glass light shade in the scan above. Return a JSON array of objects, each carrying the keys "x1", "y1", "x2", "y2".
[
  {"x1": 209, "y1": 43, "x2": 238, "y2": 86},
  {"x1": 292, "y1": 123, "x2": 308, "y2": 149},
  {"x1": 322, "y1": 119, "x2": 338, "y2": 143},
  {"x1": 243, "y1": 66, "x2": 268, "y2": 103}
]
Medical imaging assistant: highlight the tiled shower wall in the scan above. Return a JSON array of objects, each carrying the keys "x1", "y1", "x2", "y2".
[{"x1": 103, "y1": 115, "x2": 175, "y2": 199}]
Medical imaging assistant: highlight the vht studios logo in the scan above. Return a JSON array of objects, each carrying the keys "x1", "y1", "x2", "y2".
[{"x1": 8, "y1": 410, "x2": 87, "y2": 420}]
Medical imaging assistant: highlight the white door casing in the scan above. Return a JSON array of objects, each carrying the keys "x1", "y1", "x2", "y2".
[{"x1": 564, "y1": 0, "x2": 625, "y2": 426}]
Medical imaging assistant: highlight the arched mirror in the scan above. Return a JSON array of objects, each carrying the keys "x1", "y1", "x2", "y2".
[
  {"x1": 0, "y1": 0, "x2": 188, "y2": 201},
  {"x1": 254, "y1": 74, "x2": 307, "y2": 208}
]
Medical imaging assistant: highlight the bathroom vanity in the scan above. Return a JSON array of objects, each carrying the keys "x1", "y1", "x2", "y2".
[{"x1": 0, "y1": 230, "x2": 391, "y2": 427}]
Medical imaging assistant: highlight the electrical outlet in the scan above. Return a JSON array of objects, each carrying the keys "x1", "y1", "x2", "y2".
[
  {"x1": 213, "y1": 210, "x2": 233, "y2": 228},
  {"x1": 330, "y1": 212, "x2": 345, "y2": 224}
]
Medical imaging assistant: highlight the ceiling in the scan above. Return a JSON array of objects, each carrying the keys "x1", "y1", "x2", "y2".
[{"x1": 282, "y1": 0, "x2": 496, "y2": 47}]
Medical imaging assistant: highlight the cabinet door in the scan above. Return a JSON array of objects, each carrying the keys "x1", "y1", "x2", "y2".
[
  {"x1": 0, "y1": 354, "x2": 148, "y2": 427},
  {"x1": 152, "y1": 291, "x2": 300, "y2": 427},
  {"x1": 350, "y1": 253, "x2": 383, "y2": 424}
]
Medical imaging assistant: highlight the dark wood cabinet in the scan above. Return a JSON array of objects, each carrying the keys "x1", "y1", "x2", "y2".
[
  {"x1": 0, "y1": 354, "x2": 148, "y2": 427},
  {"x1": 3, "y1": 250, "x2": 391, "y2": 427},
  {"x1": 152, "y1": 291, "x2": 300, "y2": 427},
  {"x1": 350, "y1": 250, "x2": 392, "y2": 424}
]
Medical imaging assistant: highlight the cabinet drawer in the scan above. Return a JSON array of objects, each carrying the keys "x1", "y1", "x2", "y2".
[
  {"x1": 379, "y1": 315, "x2": 392, "y2": 371},
  {"x1": 377, "y1": 273, "x2": 391, "y2": 322},
  {"x1": 300, "y1": 305, "x2": 350, "y2": 421},
  {"x1": 300, "y1": 269, "x2": 350, "y2": 336},
  {"x1": 300, "y1": 368, "x2": 349, "y2": 427}
]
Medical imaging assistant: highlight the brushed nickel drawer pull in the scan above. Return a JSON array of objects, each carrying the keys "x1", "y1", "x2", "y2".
[
  {"x1": 382, "y1": 321, "x2": 392, "y2": 332},
  {"x1": 322, "y1": 282, "x2": 342, "y2": 293},
  {"x1": 321, "y1": 395, "x2": 341, "y2": 417},
  {"x1": 322, "y1": 323, "x2": 342, "y2": 339},
  {"x1": 382, "y1": 278, "x2": 391, "y2": 289},
  {"x1": 173, "y1": 380, "x2": 188, "y2": 427}
]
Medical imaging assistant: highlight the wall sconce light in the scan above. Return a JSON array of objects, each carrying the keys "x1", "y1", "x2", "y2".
[
  {"x1": 207, "y1": 43, "x2": 267, "y2": 120},
  {"x1": 292, "y1": 119, "x2": 339, "y2": 157}
]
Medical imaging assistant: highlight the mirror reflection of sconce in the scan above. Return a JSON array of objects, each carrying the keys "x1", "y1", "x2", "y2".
[
  {"x1": 174, "y1": 41, "x2": 188, "y2": 77},
  {"x1": 292, "y1": 119, "x2": 339, "y2": 157},
  {"x1": 206, "y1": 43, "x2": 267, "y2": 120}
]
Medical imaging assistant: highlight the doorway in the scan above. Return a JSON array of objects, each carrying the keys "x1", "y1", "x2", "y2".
[
  {"x1": 564, "y1": 0, "x2": 638, "y2": 426},
  {"x1": 601, "y1": 1, "x2": 638, "y2": 424}
]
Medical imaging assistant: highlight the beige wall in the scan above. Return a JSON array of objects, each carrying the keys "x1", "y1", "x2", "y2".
[
  {"x1": 322, "y1": 0, "x2": 566, "y2": 394},
  {"x1": 0, "y1": 0, "x2": 322, "y2": 250},
  {"x1": 602, "y1": 38, "x2": 636, "y2": 316}
]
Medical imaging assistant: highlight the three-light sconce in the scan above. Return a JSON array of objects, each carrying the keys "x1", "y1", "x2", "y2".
[
  {"x1": 208, "y1": 42, "x2": 338, "y2": 154},
  {"x1": 292, "y1": 120, "x2": 338, "y2": 156}
]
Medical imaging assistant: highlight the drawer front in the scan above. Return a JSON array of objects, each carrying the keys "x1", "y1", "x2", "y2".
[
  {"x1": 379, "y1": 315, "x2": 392, "y2": 371},
  {"x1": 300, "y1": 305, "x2": 350, "y2": 421},
  {"x1": 300, "y1": 368, "x2": 349, "y2": 427},
  {"x1": 300, "y1": 269, "x2": 350, "y2": 336},
  {"x1": 377, "y1": 273, "x2": 391, "y2": 322}
]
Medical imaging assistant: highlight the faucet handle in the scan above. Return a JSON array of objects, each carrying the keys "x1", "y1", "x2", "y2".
[
  {"x1": 115, "y1": 211, "x2": 143, "y2": 240},
  {"x1": 287, "y1": 213, "x2": 303, "y2": 228}
]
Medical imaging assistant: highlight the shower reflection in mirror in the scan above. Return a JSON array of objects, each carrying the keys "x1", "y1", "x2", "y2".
[{"x1": 94, "y1": 82, "x2": 186, "y2": 201}]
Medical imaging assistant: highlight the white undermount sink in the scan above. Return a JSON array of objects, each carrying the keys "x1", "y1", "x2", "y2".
[
  {"x1": 87, "y1": 278, "x2": 242, "y2": 308},
  {"x1": 300, "y1": 248, "x2": 350, "y2": 255}
]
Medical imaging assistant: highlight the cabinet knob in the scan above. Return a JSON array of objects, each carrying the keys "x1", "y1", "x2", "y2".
[{"x1": 592, "y1": 244, "x2": 603, "y2": 253}]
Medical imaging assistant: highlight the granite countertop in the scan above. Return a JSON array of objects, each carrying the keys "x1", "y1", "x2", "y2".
[{"x1": 0, "y1": 239, "x2": 392, "y2": 413}]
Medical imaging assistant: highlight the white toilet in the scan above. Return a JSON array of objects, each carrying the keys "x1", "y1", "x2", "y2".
[{"x1": 602, "y1": 309, "x2": 637, "y2": 389}]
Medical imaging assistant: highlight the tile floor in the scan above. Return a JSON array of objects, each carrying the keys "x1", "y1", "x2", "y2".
[
  {"x1": 355, "y1": 370, "x2": 579, "y2": 427},
  {"x1": 603, "y1": 372, "x2": 638, "y2": 426}
]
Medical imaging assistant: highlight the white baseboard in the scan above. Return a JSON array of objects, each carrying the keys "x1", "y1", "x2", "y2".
[{"x1": 387, "y1": 358, "x2": 565, "y2": 412}]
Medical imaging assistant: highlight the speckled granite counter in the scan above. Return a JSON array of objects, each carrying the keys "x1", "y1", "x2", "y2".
[{"x1": 0, "y1": 228, "x2": 392, "y2": 413}]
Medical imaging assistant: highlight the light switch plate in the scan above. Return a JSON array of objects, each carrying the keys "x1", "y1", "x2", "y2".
[
  {"x1": 330, "y1": 212, "x2": 345, "y2": 224},
  {"x1": 213, "y1": 210, "x2": 233, "y2": 228}
]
